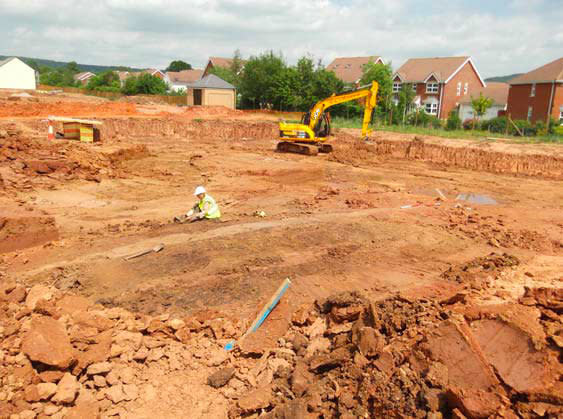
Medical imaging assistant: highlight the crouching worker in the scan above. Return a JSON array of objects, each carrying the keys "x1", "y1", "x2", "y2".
[{"x1": 174, "y1": 186, "x2": 221, "y2": 223}]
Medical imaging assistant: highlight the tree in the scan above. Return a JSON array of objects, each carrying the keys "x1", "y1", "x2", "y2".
[
  {"x1": 39, "y1": 67, "x2": 79, "y2": 87},
  {"x1": 165, "y1": 60, "x2": 192, "y2": 72},
  {"x1": 470, "y1": 93, "x2": 493, "y2": 129},
  {"x1": 446, "y1": 109, "x2": 462, "y2": 130},
  {"x1": 208, "y1": 49, "x2": 245, "y2": 91},
  {"x1": 238, "y1": 51, "x2": 286, "y2": 109},
  {"x1": 397, "y1": 84, "x2": 416, "y2": 124},
  {"x1": 66, "y1": 61, "x2": 80, "y2": 73},
  {"x1": 86, "y1": 71, "x2": 120, "y2": 91},
  {"x1": 209, "y1": 66, "x2": 238, "y2": 88},
  {"x1": 231, "y1": 49, "x2": 244, "y2": 75},
  {"x1": 26, "y1": 59, "x2": 40, "y2": 72},
  {"x1": 360, "y1": 61, "x2": 393, "y2": 108},
  {"x1": 121, "y1": 73, "x2": 167, "y2": 95}
]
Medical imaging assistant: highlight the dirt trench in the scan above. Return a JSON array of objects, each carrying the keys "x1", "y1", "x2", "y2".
[
  {"x1": 98, "y1": 118, "x2": 278, "y2": 142},
  {"x1": 364, "y1": 135, "x2": 563, "y2": 179},
  {"x1": 14, "y1": 118, "x2": 563, "y2": 180}
]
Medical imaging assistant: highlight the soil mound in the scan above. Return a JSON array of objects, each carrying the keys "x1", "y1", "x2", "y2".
[
  {"x1": 0, "y1": 101, "x2": 137, "y2": 118},
  {"x1": 0, "y1": 284, "x2": 241, "y2": 418},
  {"x1": 0, "y1": 123, "x2": 148, "y2": 192},
  {"x1": 225, "y1": 291, "x2": 562, "y2": 418}
]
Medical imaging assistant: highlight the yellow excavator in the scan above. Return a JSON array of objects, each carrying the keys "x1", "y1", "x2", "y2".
[{"x1": 277, "y1": 81, "x2": 379, "y2": 155}]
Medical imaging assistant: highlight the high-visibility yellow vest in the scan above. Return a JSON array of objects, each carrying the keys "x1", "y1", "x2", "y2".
[{"x1": 198, "y1": 194, "x2": 221, "y2": 219}]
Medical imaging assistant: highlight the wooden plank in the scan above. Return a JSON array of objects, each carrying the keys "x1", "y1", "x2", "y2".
[
  {"x1": 49, "y1": 116, "x2": 102, "y2": 125},
  {"x1": 123, "y1": 243, "x2": 164, "y2": 261}
]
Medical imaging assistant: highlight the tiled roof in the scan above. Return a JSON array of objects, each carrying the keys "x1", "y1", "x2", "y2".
[
  {"x1": 459, "y1": 82, "x2": 509, "y2": 105},
  {"x1": 166, "y1": 69, "x2": 204, "y2": 84},
  {"x1": 73, "y1": 72, "x2": 95, "y2": 81},
  {"x1": 326, "y1": 56, "x2": 382, "y2": 83},
  {"x1": 509, "y1": 57, "x2": 563, "y2": 84},
  {"x1": 395, "y1": 57, "x2": 470, "y2": 83},
  {"x1": 209, "y1": 57, "x2": 234, "y2": 68},
  {"x1": 208, "y1": 57, "x2": 246, "y2": 69}
]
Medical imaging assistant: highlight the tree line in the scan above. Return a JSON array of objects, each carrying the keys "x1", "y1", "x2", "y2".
[
  {"x1": 34, "y1": 60, "x2": 193, "y2": 95},
  {"x1": 31, "y1": 53, "x2": 502, "y2": 130}
]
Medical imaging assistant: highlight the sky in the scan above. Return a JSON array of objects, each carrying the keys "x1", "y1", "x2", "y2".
[{"x1": 0, "y1": 0, "x2": 561, "y2": 77}]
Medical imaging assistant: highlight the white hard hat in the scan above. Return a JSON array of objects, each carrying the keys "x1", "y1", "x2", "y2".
[{"x1": 194, "y1": 186, "x2": 206, "y2": 196}]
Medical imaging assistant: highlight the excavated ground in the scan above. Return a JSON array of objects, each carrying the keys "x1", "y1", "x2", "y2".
[{"x1": 0, "y1": 91, "x2": 562, "y2": 418}]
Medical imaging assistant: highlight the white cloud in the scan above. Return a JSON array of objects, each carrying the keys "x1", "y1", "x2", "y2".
[{"x1": 0, "y1": 0, "x2": 561, "y2": 76}]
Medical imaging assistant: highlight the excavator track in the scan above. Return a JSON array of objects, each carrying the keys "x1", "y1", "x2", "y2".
[{"x1": 276, "y1": 141, "x2": 318, "y2": 156}]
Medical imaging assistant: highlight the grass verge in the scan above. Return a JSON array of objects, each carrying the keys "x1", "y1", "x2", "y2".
[{"x1": 330, "y1": 117, "x2": 563, "y2": 144}]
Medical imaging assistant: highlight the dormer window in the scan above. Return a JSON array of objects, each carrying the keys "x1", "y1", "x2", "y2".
[
  {"x1": 426, "y1": 82, "x2": 438, "y2": 93},
  {"x1": 393, "y1": 82, "x2": 401, "y2": 93}
]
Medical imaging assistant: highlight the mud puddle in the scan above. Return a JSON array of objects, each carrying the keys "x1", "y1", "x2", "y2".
[{"x1": 456, "y1": 192, "x2": 498, "y2": 205}]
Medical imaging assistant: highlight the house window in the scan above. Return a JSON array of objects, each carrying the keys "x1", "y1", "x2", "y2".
[
  {"x1": 456, "y1": 82, "x2": 461, "y2": 96},
  {"x1": 530, "y1": 83, "x2": 536, "y2": 97},
  {"x1": 412, "y1": 83, "x2": 417, "y2": 92},
  {"x1": 426, "y1": 82, "x2": 438, "y2": 93},
  {"x1": 392, "y1": 82, "x2": 401, "y2": 93},
  {"x1": 425, "y1": 102, "x2": 438, "y2": 115},
  {"x1": 527, "y1": 106, "x2": 533, "y2": 121},
  {"x1": 464, "y1": 82, "x2": 468, "y2": 95},
  {"x1": 559, "y1": 110, "x2": 563, "y2": 125}
]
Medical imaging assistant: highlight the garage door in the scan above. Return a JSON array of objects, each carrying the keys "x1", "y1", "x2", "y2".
[{"x1": 207, "y1": 91, "x2": 233, "y2": 108}]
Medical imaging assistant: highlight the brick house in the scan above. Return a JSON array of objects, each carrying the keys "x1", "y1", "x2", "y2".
[
  {"x1": 73, "y1": 71, "x2": 95, "y2": 86},
  {"x1": 117, "y1": 69, "x2": 167, "y2": 87},
  {"x1": 506, "y1": 57, "x2": 563, "y2": 124},
  {"x1": 326, "y1": 56, "x2": 383, "y2": 84},
  {"x1": 165, "y1": 69, "x2": 204, "y2": 92},
  {"x1": 203, "y1": 57, "x2": 245, "y2": 77},
  {"x1": 143, "y1": 68, "x2": 165, "y2": 80},
  {"x1": 392, "y1": 56, "x2": 486, "y2": 119}
]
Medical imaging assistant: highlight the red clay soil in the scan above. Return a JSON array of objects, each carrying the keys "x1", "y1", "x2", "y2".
[
  {"x1": 0, "y1": 122, "x2": 148, "y2": 193},
  {"x1": 0, "y1": 94, "x2": 562, "y2": 417},
  {"x1": 224, "y1": 289, "x2": 562, "y2": 418},
  {"x1": 0, "y1": 213, "x2": 59, "y2": 254},
  {"x1": 0, "y1": 101, "x2": 138, "y2": 118},
  {"x1": 332, "y1": 130, "x2": 563, "y2": 180}
]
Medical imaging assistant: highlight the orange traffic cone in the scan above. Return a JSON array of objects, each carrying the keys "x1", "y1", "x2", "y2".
[{"x1": 47, "y1": 120, "x2": 54, "y2": 140}]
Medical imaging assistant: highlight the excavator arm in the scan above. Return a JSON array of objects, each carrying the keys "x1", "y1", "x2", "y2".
[
  {"x1": 307, "y1": 81, "x2": 379, "y2": 138},
  {"x1": 278, "y1": 81, "x2": 379, "y2": 155}
]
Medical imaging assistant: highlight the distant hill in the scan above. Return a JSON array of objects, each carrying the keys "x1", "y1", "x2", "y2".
[
  {"x1": 484, "y1": 73, "x2": 523, "y2": 83},
  {"x1": 0, "y1": 55, "x2": 144, "y2": 73}
]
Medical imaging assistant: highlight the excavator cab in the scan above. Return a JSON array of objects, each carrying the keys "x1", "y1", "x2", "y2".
[{"x1": 277, "y1": 81, "x2": 378, "y2": 156}]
